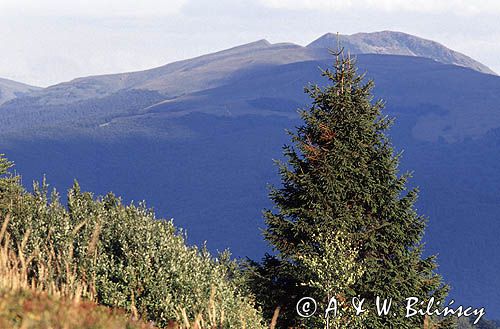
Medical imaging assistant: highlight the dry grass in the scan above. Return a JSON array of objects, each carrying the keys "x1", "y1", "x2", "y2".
[
  {"x1": 0, "y1": 213, "x2": 89, "y2": 299},
  {"x1": 0, "y1": 213, "x2": 157, "y2": 329}
]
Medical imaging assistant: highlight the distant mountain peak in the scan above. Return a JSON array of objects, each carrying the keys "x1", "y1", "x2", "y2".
[
  {"x1": 0, "y1": 77, "x2": 41, "y2": 105},
  {"x1": 223, "y1": 39, "x2": 272, "y2": 52},
  {"x1": 249, "y1": 39, "x2": 272, "y2": 47},
  {"x1": 307, "y1": 30, "x2": 496, "y2": 75}
]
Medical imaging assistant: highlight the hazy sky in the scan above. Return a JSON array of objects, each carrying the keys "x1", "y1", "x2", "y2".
[{"x1": 1, "y1": 0, "x2": 499, "y2": 87}]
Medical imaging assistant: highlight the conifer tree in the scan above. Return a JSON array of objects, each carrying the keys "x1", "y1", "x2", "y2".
[{"x1": 260, "y1": 53, "x2": 450, "y2": 328}]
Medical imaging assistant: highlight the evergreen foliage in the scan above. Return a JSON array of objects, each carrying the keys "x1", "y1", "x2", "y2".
[{"x1": 255, "y1": 54, "x2": 451, "y2": 328}]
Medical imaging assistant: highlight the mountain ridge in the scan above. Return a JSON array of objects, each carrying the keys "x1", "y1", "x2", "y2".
[
  {"x1": 308, "y1": 30, "x2": 496, "y2": 75},
  {"x1": 1, "y1": 30, "x2": 493, "y2": 108}
]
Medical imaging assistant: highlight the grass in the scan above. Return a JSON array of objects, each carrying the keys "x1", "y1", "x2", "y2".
[{"x1": 0, "y1": 213, "x2": 157, "y2": 329}]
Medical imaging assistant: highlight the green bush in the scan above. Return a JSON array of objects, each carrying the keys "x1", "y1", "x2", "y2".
[{"x1": 0, "y1": 155, "x2": 264, "y2": 328}]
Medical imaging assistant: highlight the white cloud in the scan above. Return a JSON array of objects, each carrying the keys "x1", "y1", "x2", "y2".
[
  {"x1": 259, "y1": 0, "x2": 500, "y2": 15},
  {"x1": 0, "y1": 0, "x2": 188, "y2": 17}
]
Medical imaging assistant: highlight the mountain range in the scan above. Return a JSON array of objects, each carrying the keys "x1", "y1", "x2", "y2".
[{"x1": 0, "y1": 31, "x2": 499, "y2": 319}]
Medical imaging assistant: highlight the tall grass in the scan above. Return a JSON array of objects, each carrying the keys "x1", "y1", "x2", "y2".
[
  {"x1": 0, "y1": 213, "x2": 89, "y2": 300},
  {"x1": 0, "y1": 213, "x2": 161, "y2": 328}
]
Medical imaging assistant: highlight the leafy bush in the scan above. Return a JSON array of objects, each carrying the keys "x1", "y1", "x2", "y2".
[{"x1": 0, "y1": 154, "x2": 265, "y2": 328}]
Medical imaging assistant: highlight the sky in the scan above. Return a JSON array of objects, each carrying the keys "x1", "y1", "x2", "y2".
[{"x1": 1, "y1": 0, "x2": 500, "y2": 87}]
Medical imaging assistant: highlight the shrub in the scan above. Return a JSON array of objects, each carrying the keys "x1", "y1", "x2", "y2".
[{"x1": 0, "y1": 154, "x2": 265, "y2": 328}]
